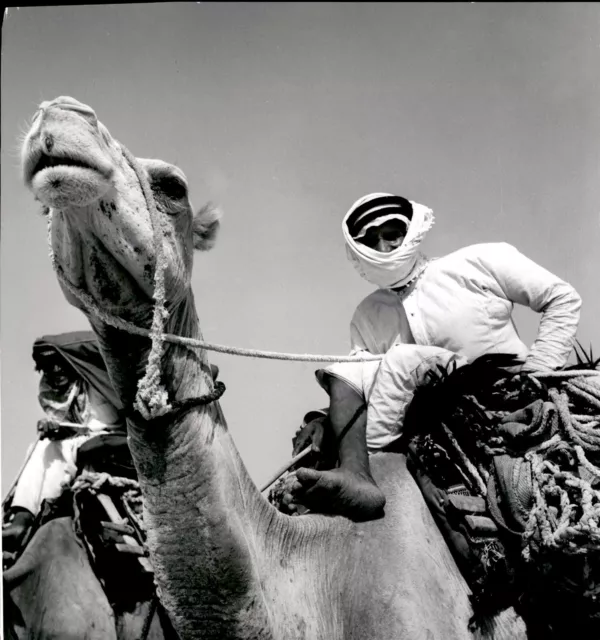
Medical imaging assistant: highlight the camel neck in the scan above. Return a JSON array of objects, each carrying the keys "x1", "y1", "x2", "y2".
[
  {"x1": 87, "y1": 291, "x2": 293, "y2": 635},
  {"x1": 85, "y1": 292, "x2": 357, "y2": 638}
]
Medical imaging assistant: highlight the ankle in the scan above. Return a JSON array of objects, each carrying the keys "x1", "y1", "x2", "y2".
[{"x1": 338, "y1": 456, "x2": 374, "y2": 479}]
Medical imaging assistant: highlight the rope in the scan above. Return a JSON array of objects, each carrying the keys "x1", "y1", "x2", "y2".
[
  {"x1": 46, "y1": 204, "x2": 598, "y2": 370},
  {"x1": 138, "y1": 594, "x2": 158, "y2": 640},
  {"x1": 119, "y1": 146, "x2": 172, "y2": 420},
  {"x1": 127, "y1": 380, "x2": 227, "y2": 424},
  {"x1": 531, "y1": 370, "x2": 599, "y2": 379},
  {"x1": 398, "y1": 364, "x2": 600, "y2": 573},
  {"x1": 519, "y1": 378, "x2": 600, "y2": 562},
  {"x1": 440, "y1": 423, "x2": 488, "y2": 496},
  {"x1": 46, "y1": 151, "x2": 600, "y2": 377},
  {"x1": 46, "y1": 263, "x2": 386, "y2": 365},
  {"x1": 71, "y1": 470, "x2": 141, "y2": 495}
]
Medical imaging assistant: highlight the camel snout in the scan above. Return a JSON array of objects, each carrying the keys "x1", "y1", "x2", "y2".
[
  {"x1": 38, "y1": 96, "x2": 99, "y2": 129},
  {"x1": 21, "y1": 97, "x2": 115, "y2": 198}
]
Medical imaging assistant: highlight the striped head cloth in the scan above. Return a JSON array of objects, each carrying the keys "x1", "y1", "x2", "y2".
[{"x1": 345, "y1": 193, "x2": 413, "y2": 240}]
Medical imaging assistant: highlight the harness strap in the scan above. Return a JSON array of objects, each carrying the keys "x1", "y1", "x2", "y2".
[{"x1": 125, "y1": 380, "x2": 226, "y2": 425}]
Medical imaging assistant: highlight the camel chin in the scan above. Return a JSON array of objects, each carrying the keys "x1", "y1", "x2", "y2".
[{"x1": 31, "y1": 166, "x2": 112, "y2": 208}]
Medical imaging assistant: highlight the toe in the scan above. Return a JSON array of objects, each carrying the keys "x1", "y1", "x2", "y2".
[{"x1": 296, "y1": 467, "x2": 319, "y2": 484}]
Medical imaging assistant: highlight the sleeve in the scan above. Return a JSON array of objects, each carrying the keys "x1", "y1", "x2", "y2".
[
  {"x1": 350, "y1": 315, "x2": 371, "y2": 356},
  {"x1": 479, "y1": 243, "x2": 582, "y2": 372}
]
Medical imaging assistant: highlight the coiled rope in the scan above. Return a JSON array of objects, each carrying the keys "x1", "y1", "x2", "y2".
[{"x1": 520, "y1": 376, "x2": 600, "y2": 559}]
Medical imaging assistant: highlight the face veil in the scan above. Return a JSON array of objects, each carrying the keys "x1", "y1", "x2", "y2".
[{"x1": 343, "y1": 193, "x2": 436, "y2": 289}]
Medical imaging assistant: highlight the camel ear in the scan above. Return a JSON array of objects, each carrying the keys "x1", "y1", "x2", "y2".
[{"x1": 192, "y1": 202, "x2": 222, "y2": 251}]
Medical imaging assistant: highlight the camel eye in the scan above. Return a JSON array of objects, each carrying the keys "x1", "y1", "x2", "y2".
[{"x1": 151, "y1": 175, "x2": 187, "y2": 201}]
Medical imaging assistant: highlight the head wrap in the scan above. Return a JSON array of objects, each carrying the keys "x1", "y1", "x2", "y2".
[
  {"x1": 34, "y1": 331, "x2": 124, "y2": 427},
  {"x1": 32, "y1": 331, "x2": 122, "y2": 411},
  {"x1": 346, "y1": 194, "x2": 413, "y2": 240},
  {"x1": 343, "y1": 192, "x2": 435, "y2": 289}
]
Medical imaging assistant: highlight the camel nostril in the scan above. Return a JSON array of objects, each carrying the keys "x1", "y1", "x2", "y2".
[{"x1": 44, "y1": 134, "x2": 54, "y2": 153}]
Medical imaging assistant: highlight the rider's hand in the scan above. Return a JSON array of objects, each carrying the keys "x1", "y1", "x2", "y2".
[
  {"x1": 37, "y1": 418, "x2": 78, "y2": 440},
  {"x1": 37, "y1": 418, "x2": 61, "y2": 439},
  {"x1": 293, "y1": 416, "x2": 327, "y2": 456}
]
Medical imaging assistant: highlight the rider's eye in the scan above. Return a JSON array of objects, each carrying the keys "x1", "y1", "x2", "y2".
[
  {"x1": 152, "y1": 176, "x2": 187, "y2": 201},
  {"x1": 381, "y1": 231, "x2": 403, "y2": 242},
  {"x1": 361, "y1": 233, "x2": 380, "y2": 248}
]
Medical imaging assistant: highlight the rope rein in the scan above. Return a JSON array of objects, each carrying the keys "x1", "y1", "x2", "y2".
[
  {"x1": 51, "y1": 258, "x2": 386, "y2": 365},
  {"x1": 47, "y1": 247, "x2": 600, "y2": 373},
  {"x1": 46, "y1": 141, "x2": 387, "y2": 419}
]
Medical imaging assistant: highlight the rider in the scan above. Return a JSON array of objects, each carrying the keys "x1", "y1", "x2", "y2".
[
  {"x1": 2, "y1": 332, "x2": 124, "y2": 552},
  {"x1": 292, "y1": 192, "x2": 582, "y2": 520}
]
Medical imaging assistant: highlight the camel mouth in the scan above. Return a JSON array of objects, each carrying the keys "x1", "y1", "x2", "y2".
[
  {"x1": 30, "y1": 153, "x2": 97, "y2": 180},
  {"x1": 27, "y1": 150, "x2": 114, "y2": 208}
]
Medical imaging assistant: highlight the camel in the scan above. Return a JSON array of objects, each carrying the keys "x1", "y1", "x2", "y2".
[
  {"x1": 20, "y1": 96, "x2": 528, "y2": 640},
  {"x1": 3, "y1": 517, "x2": 173, "y2": 639}
]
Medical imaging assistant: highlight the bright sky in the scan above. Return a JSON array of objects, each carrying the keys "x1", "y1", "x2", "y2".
[{"x1": 2, "y1": 3, "x2": 599, "y2": 494}]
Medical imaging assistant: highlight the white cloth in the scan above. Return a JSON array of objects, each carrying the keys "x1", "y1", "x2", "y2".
[
  {"x1": 318, "y1": 241, "x2": 581, "y2": 451},
  {"x1": 343, "y1": 198, "x2": 435, "y2": 289},
  {"x1": 11, "y1": 435, "x2": 89, "y2": 515},
  {"x1": 350, "y1": 242, "x2": 581, "y2": 372},
  {"x1": 366, "y1": 347, "x2": 468, "y2": 450},
  {"x1": 317, "y1": 344, "x2": 467, "y2": 451}
]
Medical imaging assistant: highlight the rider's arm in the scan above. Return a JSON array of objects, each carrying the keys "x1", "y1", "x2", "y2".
[
  {"x1": 349, "y1": 291, "x2": 412, "y2": 356},
  {"x1": 478, "y1": 242, "x2": 581, "y2": 372}
]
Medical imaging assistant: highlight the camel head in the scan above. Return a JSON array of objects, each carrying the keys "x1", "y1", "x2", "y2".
[{"x1": 21, "y1": 96, "x2": 221, "y2": 320}]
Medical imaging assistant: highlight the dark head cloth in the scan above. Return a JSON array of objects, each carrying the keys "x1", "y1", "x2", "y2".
[
  {"x1": 346, "y1": 194, "x2": 413, "y2": 239},
  {"x1": 32, "y1": 331, "x2": 123, "y2": 411}
]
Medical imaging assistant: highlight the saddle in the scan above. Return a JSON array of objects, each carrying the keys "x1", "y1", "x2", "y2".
[
  {"x1": 4, "y1": 433, "x2": 152, "y2": 612},
  {"x1": 77, "y1": 431, "x2": 137, "y2": 479},
  {"x1": 401, "y1": 362, "x2": 600, "y2": 636},
  {"x1": 270, "y1": 357, "x2": 600, "y2": 637}
]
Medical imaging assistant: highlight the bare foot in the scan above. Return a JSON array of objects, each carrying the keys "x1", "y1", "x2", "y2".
[
  {"x1": 295, "y1": 467, "x2": 386, "y2": 521},
  {"x1": 2, "y1": 523, "x2": 28, "y2": 553}
]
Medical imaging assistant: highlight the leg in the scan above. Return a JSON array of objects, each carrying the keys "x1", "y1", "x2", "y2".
[
  {"x1": 295, "y1": 377, "x2": 386, "y2": 521},
  {"x1": 4, "y1": 436, "x2": 84, "y2": 552}
]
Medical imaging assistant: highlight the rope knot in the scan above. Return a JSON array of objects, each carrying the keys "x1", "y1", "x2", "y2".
[{"x1": 134, "y1": 384, "x2": 173, "y2": 420}]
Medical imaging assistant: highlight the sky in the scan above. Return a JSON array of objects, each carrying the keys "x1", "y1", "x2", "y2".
[{"x1": 2, "y1": 2, "x2": 599, "y2": 495}]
